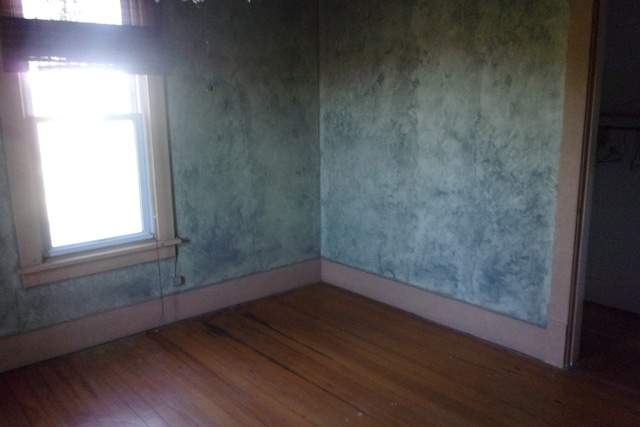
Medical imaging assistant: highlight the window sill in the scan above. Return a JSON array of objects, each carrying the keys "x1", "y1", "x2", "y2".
[{"x1": 19, "y1": 238, "x2": 182, "y2": 287}]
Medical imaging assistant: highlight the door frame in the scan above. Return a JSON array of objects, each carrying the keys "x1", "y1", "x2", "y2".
[{"x1": 549, "y1": 0, "x2": 606, "y2": 367}]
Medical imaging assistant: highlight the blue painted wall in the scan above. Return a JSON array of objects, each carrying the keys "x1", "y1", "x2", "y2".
[
  {"x1": 320, "y1": 0, "x2": 570, "y2": 326},
  {"x1": 164, "y1": 0, "x2": 320, "y2": 286},
  {"x1": 0, "y1": 0, "x2": 574, "y2": 339},
  {"x1": 0, "y1": 0, "x2": 320, "y2": 338}
]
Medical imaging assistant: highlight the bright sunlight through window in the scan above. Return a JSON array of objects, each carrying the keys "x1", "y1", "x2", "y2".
[
  {"x1": 1, "y1": 0, "x2": 178, "y2": 286},
  {"x1": 21, "y1": 0, "x2": 122, "y2": 24},
  {"x1": 27, "y1": 67, "x2": 153, "y2": 254}
]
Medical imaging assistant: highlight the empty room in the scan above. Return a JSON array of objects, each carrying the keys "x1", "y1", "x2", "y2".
[{"x1": 0, "y1": 0, "x2": 638, "y2": 425}]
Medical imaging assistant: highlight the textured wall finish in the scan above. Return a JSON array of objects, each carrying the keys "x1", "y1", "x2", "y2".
[
  {"x1": 0, "y1": 0, "x2": 573, "y2": 343},
  {"x1": 163, "y1": 0, "x2": 320, "y2": 288},
  {"x1": 0, "y1": 0, "x2": 319, "y2": 339},
  {"x1": 320, "y1": 0, "x2": 570, "y2": 325}
]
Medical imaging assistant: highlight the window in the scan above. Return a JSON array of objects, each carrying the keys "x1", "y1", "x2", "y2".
[{"x1": 0, "y1": 0, "x2": 179, "y2": 287}]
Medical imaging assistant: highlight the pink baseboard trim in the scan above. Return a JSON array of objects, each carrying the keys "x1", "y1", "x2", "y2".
[
  {"x1": 321, "y1": 259, "x2": 566, "y2": 367},
  {"x1": 0, "y1": 259, "x2": 321, "y2": 373},
  {"x1": 1, "y1": 258, "x2": 567, "y2": 372}
]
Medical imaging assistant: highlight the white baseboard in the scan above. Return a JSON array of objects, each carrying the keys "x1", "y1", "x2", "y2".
[
  {"x1": 0, "y1": 259, "x2": 321, "y2": 373},
  {"x1": 321, "y1": 259, "x2": 564, "y2": 366}
]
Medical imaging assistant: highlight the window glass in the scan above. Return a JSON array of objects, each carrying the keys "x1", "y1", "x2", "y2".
[
  {"x1": 25, "y1": 68, "x2": 153, "y2": 255},
  {"x1": 27, "y1": 67, "x2": 138, "y2": 117},
  {"x1": 21, "y1": 0, "x2": 122, "y2": 24},
  {"x1": 1, "y1": 0, "x2": 178, "y2": 286},
  {"x1": 37, "y1": 118, "x2": 148, "y2": 250},
  {"x1": 17, "y1": 1, "x2": 152, "y2": 256}
]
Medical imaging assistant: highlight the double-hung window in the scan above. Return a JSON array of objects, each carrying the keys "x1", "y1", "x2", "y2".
[{"x1": 0, "y1": 0, "x2": 179, "y2": 287}]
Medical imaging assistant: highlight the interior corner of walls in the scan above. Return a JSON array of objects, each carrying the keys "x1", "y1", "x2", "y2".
[{"x1": 0, "y1": 260, "x2": 321, "y2": 373}]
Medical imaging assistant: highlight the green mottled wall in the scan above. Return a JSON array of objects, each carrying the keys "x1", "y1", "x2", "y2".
[
  {"x1": 164, "y1": 0, "x2": 320, "y2": 286},
  {"x1": 0, "y1": 0, "x2": 320, "y2": 338},
  {"x1": 320, "y1": 0, "x2": 570, "y2": 325},
  {"x1": 0, "y1": 0, "x2": 574, "y2": 338}
]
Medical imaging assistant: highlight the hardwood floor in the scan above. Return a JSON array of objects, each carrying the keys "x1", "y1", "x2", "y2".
[{"x1": 1, "y1": 283, "x2": 638, "y2": 426}]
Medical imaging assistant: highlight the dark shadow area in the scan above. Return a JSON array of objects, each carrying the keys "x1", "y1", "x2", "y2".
[{"x1": 576, "y1": 302, "x2": 640, "y2": 393}]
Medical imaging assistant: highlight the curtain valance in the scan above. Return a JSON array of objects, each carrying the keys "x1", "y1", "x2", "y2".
[{"x1": 0, "y1": 0, "x2": 163, "y2": 73}]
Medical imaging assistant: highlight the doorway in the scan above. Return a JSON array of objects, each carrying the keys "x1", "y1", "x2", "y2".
[{"x1": 574, "y1": 0, "x2": 640, "y2": 389}]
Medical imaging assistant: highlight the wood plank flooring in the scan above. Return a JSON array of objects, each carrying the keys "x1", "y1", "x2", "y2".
[{"x1": 1, "y1": 283, "x2": 639, "y2": 426}]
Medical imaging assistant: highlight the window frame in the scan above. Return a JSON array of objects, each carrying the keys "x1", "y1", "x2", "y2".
[{"x1": 0, "y1": 71, "x2": 179, "y2": 287}]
